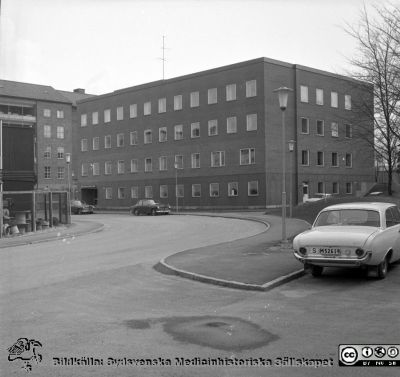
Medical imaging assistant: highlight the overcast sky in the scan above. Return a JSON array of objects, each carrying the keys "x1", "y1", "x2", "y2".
[{"x1": 0, "y1": 0, "x2": 387, "y2": 95}]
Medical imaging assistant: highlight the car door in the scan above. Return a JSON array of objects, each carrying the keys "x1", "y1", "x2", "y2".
[{"x1": 388, "y1": 206, "x2": 400, "y2": 261}]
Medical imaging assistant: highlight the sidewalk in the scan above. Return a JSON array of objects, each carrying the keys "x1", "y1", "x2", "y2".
[
  {"x1": 0, "y1": 218, "x2": 104, "y2": 249},
  {"x1": 155, "y1": 212, "x2": 311, "y2": 291}
]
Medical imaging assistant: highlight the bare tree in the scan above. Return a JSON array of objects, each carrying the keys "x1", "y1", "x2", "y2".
[{"x1": 345, "y1": 3, "x2": 400, "y2": 195}]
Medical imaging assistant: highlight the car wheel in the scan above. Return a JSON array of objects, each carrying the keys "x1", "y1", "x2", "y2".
[
  {"x1": 151, "y1": 209, "x2": 156, "y2": 216},
  {"x1": 311, "y1": 265, "x2": 324, "y2": 277},
  {"x1": 77, "y1": 209, "x2": 82, "y2": 215},
  {"x1": 133, "y1": 209, "x2": 139, "y2": 216},
  {"x1": 377, "y1": 257, "x2": 389, "y2": 279}
]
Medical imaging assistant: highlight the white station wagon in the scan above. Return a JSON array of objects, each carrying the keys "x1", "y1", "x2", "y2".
[{"x1": 293, "y1": 202, "x2": 400, "y2": 279}]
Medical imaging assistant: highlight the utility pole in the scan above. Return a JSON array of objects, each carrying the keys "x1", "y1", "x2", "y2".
[{"x1": 160, "y1": 35, "x2": 167, "y2": 80}]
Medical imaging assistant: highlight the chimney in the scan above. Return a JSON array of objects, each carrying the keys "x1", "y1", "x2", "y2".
[{"x1": 73, "y1": 88, "x2": 85, "y2": 94}]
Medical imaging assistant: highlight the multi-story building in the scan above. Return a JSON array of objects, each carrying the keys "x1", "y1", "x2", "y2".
[{"x1": 75, "y1": 57, "x2": 375, "y2": 209}]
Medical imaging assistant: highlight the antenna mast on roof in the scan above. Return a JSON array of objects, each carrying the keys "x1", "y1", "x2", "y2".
[{"x1": 161, "y1": 35, "x2": 167, "y2": 80}]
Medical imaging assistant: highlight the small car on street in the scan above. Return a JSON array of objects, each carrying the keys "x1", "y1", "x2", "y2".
[
  {"x1": 130, "y1": 199, "x2": 170, "y2": 216},
  {"x1": 70, "y1": 200, "x2": 95, "y2": 215},
  {"x1": 293, "y1": 202, "x2": 400, "y2": 279}
]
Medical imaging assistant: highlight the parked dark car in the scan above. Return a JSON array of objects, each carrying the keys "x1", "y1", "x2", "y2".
[
  {"x1": 130, "y1": 199, "x2": 170, "y2": 216},
  {"x1": 70, "y1": 200, "x2": 94, "y2": 214}
]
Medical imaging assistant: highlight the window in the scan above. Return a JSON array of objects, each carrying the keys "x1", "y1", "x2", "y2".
[
  {"x1": 228, "y1": 182, "x2": 238, "y2": 197},
  {"x1": 331, "y1": 92, "x2": 338, "y2": 108},
  {"x1": 104, "y1": 135, "x2": 111, "y2": 149},
  {"x1": 144, "y1": 101, "x2": 151, "y2": 115},
  {"x1": 226, "y1": 84, "x2": 236, "y2": 101},
  {"x1": 301, "y1": 150, "x2": 309, "y2": 166},
  {"x1": 57, "y1": 167, "x2": 65, "y2": 180},
  {"x1": 317, "y1": 182, "x2": 325, "y2": 194},
  {"x1": 192, "y1": 184, "x2": 201, "y2": 197},
  {"x1": 331, "y1": 122, "x2": 339, "y2": 137},
  {"x1": 57, "y1": 126, "x2": 64, "y2": 139},
  {"x1": 226, "y1": 116, "x2": 237, "y2": 134},
  {"x1": 130, "y1": 104, "x2": 137, "y2": 118},
  {"x1": 191, "y1": 122, "x2": 200, "y2": 138},
  {"x1": 300, "y1": 86, "x2": 308, "y2": 103},
  {"x1": 159, "y1": 156, "x2": 167, "y2": 171},
  {"x1": 159, "y1": 127, "x2": 167, "y2": 142},
  {"x1": 246, "y1": 80, "x2": 257, "y2": 97},
  {"x1": 92, "y1": 111, "x2": 98, "y2": 125},
  {"x1": 332, "y1": 182, "x2": 339, "y2": 194},
  {"x1": 191, "y1": 153, "x2": 200, "y2": 168},
  {"x1": 92, "y1": 162, "x2": 100, "y2": 176},
  {"x1": 208, "y1": 88, "x2": 217, "y2": 104},
  {"x1": 190, "y1": 91, "x2": 199, "y2": 108},
  {"x1": 44, "y1": 109, "x2": 51, "y2": 117},
  {"x1": 104, "y1": 109, "x2": 111, "y2": 123},
  {"x1": 174, "y1": 124, "x2": 183, "y2": 140},
  {"x1": 301, "y1": 117, "x2": 309, "y2": 134},
  {"x1": 160, "y1": 185, "x2": 168, "y2": 198},
  {"x1": 81, "y1": 163, "x2": 88, "y2": 177},
  {"x1": 331, "y1": 152, "x2": 338, "y2": 167},
  {"x1": 346, "y1": 182, "x2": 352, "y2": 194},
  {"x1": 117, "y1": 160, "x2": 125, "y2": 174},
  {"x1": 345, "y1": 95, "x2": 351, "y2": 110},
  {"x1": 208, "y1": 119, "x2": 218, "y2": 136},
  {"x1": 240, "y1": 148, "x2": 255, "y2": 165},
  {"x1": 248, "y1": 181, "x2": 259, "y2": 196},
  {"x1": 144, "y1": 130, "x2": 152, "y2": 144},
  {"x1": 57, "y1": 110, "x2": 64, "y2": 119},
  {"x1": 176, "y1": 184, "x2": 184, "y2": 198},
  {"x1": 130, "y1": 131, "x2": 138, "y2": 145},
  {"x1": 210, "y1": 183, "x2": 219, "y2": 197},
  {"x1": 316, "y1": 88, "x2": 324, "y2": 105},
  {"x1": 174, "y1": 95, "x2": 183, "y2": 110},
  {"x1": 130, "y1": 159, "x2": 138, "y2": 173},
  {"x1": 81, "y1": 138, "x2": 88, "y2": 152},
  {"x1": 211, "y1": 151, "x2": 225, "y2": 167},
  {"x1": 116, "y1": 106, "x2": 123, "y2": 121},
  {"x1": 117, "y1": 133, "x2": 124, "y2": 147},
  {"x1": 44, "y1": 166, "x2": 51, "y2": 179},
  {"x1": 174, "y1": 155, "x2": 184, "y2": 169},
  {"x1": 57, "y1": 147, "x2": 64, "y2": 159},
  {"x1": 345, "y1": 153, "x2": 352, "y2": 167},
  {"x1": 105, "y1": 161, "x2": 112, "y2": 175},
  {"x1": 158, "y1": 98, "x2": 166, "y2": 113},
  {"x1": 105, "y1": 187, "x2": 112, "y2": 200},
  {"x1": 131, "y1": 186, "x2": 138, "y2": 199},
  {"x1": 44, "y1": 146, "x2": 51, "y2": 159},
  {"x1": 92, "y1": 136, "x2": 100, "y2": 150},
  {"x1": 246, "y1": 113, "x2": 257, "y2": 131},
  {"x1": 145, "y1": 157, "x2": 152, "y2": 172},
  {"x1": 316, "y1": 120, "x2": 324, "y2": 136},
  {"x1": 345, "y1": 124, "x2": 352, "y2": 138},
  {"x1": 118, "y1": 187, "x2": 125, "y2": 199},
  {"x1": 317, "y1": 151, "x2": 324, "y2": 166},
  {"x1": 44, "y1": 125, "x2": 51, "y2": 138},
  {"x1": 386, "y1": 207, "x2": 400, "y2": 227}
]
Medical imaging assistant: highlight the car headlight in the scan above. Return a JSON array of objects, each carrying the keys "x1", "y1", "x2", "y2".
[
  {"x1": 355, "y1": 248, "x2": 365, "y2": 257},
  {"x1": 299, "y1": 247, "x2": 307, "y2": 255}
]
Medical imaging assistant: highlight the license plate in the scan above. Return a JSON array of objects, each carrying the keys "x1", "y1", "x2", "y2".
[{"x1": 319, "y1": 247, "x2": 341, "y2": 256}]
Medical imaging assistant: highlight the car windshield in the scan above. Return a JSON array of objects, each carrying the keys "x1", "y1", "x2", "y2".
[{"x1": 314, "y1": 209, "x2": 381, "y2": 227}]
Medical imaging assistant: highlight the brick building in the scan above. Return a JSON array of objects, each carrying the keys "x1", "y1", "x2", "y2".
[{"x1": 75, "y1": 57, "x2": 375, "y2": 210}]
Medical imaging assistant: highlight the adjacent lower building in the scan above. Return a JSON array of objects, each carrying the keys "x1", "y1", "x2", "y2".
[{"x1": 75, "y1": 57, "x2": 375, "y2": 210}]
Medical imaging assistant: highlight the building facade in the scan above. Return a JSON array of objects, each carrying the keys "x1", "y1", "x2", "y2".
[{"x1": 75, "y1": 58, "x2": 375, "y2": 209}]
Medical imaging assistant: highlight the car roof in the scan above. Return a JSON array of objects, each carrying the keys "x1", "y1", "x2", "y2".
[{"x1": 320, "y1": 202, "x2": 397, "y2": 212}]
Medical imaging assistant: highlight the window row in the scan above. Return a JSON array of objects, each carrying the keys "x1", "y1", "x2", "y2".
[
  {"x1": 299, "y1": 86, "x2": 352, "y2": 110},
  {"x1": 43, "y1": 109, "x2": 65, "y2": 119},
  {"x1": 43, "y1": 146, "x2": 65, "y2": 159},
  {"x1": 300, "y1": 118, "x2": 352, "y2": 138},
  {"x1": 312, "y1": 181, "x2": 353, "y2": 195},
  {"x1": 44, "y1": 166, "x2": 65, "y2": 179},
  {"x1": 105, "y1": 181, "x2": 260, "y2": 200},
  {"x1": 80, "y1": 114, "x2": 258, "y2": 151},
  {"x1": 80, "y1": 80, "x2": 257, "y2": 126},
  {"x1": 43, "y1": 125, "x2": 65, "y2": 139},
  {"x1": 301, "y1": 150, "x2": 353, "y2": 168},
  {"x1": 81, "y1": 149, "x2": 257, "y2": 176}
]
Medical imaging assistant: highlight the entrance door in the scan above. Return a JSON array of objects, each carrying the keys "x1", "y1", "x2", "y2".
[
  {"x1": 81, "y1": 188, "x2": 98, "y2": 205},
  {"x1": 302, "y1": 183, "x2": 309, "y2": 203}
]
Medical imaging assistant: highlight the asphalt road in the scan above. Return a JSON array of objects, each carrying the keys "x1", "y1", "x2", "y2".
[{"x1": 0, "y1": 213, "x2": 399, "y2": 377}]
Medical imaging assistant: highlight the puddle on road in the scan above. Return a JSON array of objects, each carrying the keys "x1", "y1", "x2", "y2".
[{"x1": 124, "y1": 316, "x2": 278, "y2": 351}]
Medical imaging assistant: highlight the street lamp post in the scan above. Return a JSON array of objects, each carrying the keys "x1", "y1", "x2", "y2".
[
  {"x1": 174, "y1": 163, "x2": 178, "y2": 213},
  {"x1": 288, "y1": 139, "x2": 296, "y2": 218},
  {"x1": 65, "y1": 153, "x2": 71, "y2": 223},
  {"x1": 274, "y1": 87, "x2": 293, "y2": 244}
]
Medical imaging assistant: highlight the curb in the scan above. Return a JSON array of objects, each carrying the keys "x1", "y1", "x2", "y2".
[{"x1": 154, "y1": 258, "x2": 305, "y2": 291}]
